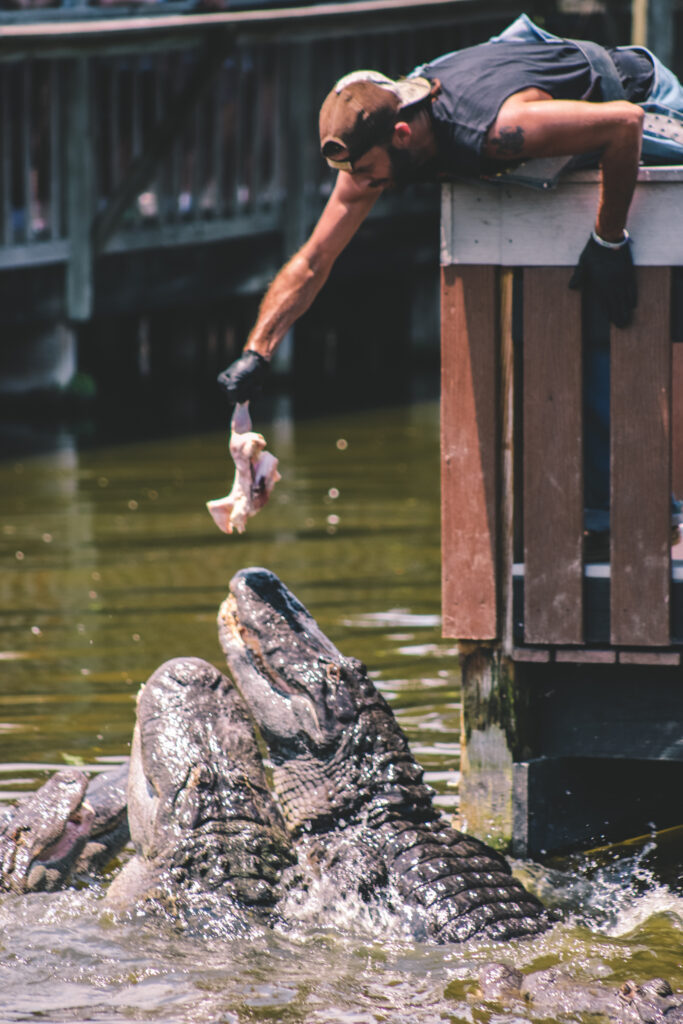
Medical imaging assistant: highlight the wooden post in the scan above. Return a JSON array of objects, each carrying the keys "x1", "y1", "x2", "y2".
[
  {"x1": 440, "y1": 265, "x2": 499, "y2": 640},
  {"x1": 66, "y1": 58, "x2": 93, "y2": 321}
]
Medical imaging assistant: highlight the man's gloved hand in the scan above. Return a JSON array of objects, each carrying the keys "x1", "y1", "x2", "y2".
[
  {"x1": 217, "y1": 350, "x2": 269, "y2": 403},
  {"x1": 569, "y1": 231, "x2": 637, "y2": 329}
]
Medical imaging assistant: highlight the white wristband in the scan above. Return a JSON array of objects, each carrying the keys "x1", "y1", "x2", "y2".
[{"x1": 592, "y1": 228, "x2": 630, "y2": 250}]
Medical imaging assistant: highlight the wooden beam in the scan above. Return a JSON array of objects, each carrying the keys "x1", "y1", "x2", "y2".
[
  {"x1": 0, "y1": 0, "x2": 519, "y2": 56},
  {"x1": 66, "y1": 57, "x2": 93, "y2": 321},
  {"x1": 441, "y1": 264, "x2": 498, "y2": 640},
  {"x1": 523, "y1": 268, "x2": 583, "y2": 644},
  {"x1": 611, "y1": 266, "x2": 671, "y2": 646}
]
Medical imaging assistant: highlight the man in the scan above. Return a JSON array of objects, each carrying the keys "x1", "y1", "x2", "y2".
[{"x1": 217, "y1": 17, "x2": 683, "y2": 541}]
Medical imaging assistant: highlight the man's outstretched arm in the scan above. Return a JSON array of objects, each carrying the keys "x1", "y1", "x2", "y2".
[{"x1": 217, "y1": 171, "x2": 381, "y2": 402}]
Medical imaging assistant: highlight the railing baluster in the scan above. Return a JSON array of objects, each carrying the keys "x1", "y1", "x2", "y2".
[
  {"x1": 212, "y1": 60, "x2": 224, "y2": 219},
  {"x1": 1, "y1": 66, "x2": 11, "y2": 246},
  {"x1": 49, "y1": 61, "x2": 61, "y2": 239},
  {"x1": 21, "y1": 62, "x2": 31, "y2": 243},
  {"x1": 234, "y1": 48, "x2": 245, "y2": 212},
  {"x1": 109, "y1": 60, "x2": 119, "y2": 195},
  {"x1": 191, "y1": 75, "x2": 202, "y2": 221},
  {"x1": 252, "y1": 46, "x2": 265, "y2": 212}
]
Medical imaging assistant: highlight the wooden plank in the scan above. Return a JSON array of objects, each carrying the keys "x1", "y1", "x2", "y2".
[
  {"x1": 20, "y1": 62, "x2": 30, "y2": 243},
  {"x1": 0, "y1": 0, "x2": 522, "y2": 54},
  {"x1": 0, "y1": 239, "x2": 69, "y2": 268},
  {"x1": 511, "y1": 647, "x2": 551, "y2": 663},
  {"x1": 441, "y1": 264, "x2": 498, "y2": 640},
  {"x1": 1, "y1": 65, "x2": 11, "y2": 246},
  {"x1": 212, "y1": 63, "x2": 224, "y2": 219},
  {"x1": 499, "y1": 268, "x2": 514, "y2": 653},
  {"x1": 523, "y1": 268, "x2": 583, "y2": 644},
  {"x1": 48, "y1": 60, "x2": 61, "y2": 239},
  {"x1": 611, "y1": 267, "x2": 671, "y2": 646},
  {"x1": 555, "y1": 649, "x2": 616, "y2": 663},
  {"x1": 440, "y1": 171, "x2": 683, "y2": 268},
  {"x1": 619, "y1": 651, "x2": 680, "y2": 666},
  {"x1": 673, "y1": 342, "x2": 683, "y2": 499}
]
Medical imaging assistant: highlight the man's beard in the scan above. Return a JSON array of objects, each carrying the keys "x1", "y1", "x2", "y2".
[{"x1": 387, "y1": 145, "x2": 431, "y2": 190}]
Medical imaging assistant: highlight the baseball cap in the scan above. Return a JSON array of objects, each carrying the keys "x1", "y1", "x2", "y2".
[{"x1": 319, "y1": 70, "x2": 432, "y2": 171}]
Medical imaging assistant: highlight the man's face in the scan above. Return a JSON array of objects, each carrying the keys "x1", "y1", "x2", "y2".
[{"x1": 350, "y1": 139, "x2": 425, "y2": 192}]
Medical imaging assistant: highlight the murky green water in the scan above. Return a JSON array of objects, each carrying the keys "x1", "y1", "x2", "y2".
[{"x1": 2, "y1": 399, "x2": 683, "y2": 1023}]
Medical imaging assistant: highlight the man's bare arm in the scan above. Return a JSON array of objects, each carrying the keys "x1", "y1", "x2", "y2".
[
  {"x1": 245, "y1": 172, "x2": 381, "y2": 359},
  {"x1": 485, "y1": 91, "x2": 644, "y2": 241}
]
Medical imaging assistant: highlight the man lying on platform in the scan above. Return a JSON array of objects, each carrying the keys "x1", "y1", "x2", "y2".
[{"x1": 216, "y1": 14, "x2": 683, "y2": 555}]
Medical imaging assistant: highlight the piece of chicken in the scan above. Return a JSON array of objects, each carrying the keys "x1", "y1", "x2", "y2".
[{"x1": 206, "y1": 403, "x2": 281, "y2": 535}]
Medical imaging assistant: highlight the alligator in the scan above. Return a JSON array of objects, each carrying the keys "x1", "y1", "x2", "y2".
[
  {"x1": 0, "y1": 760, "x2": 129, "y2": 893},
  {"x1": 217, "y1": 567, "x2": 553, "y2": 943},
  {"x1": 105, "y1": 656, "x2": 294, "y2": 914},
  {"x1": 478, "y1": 962, "x2": 683, "y2": 1022}
]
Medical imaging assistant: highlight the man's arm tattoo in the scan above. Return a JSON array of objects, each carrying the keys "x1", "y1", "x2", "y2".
[{"x1": 492, "y1": 126, "x2": 525, "y2": 157}]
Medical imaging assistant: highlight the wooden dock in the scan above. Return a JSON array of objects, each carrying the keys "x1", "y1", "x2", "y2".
[{"x1": 441, "y1": 166, "x2": 683, "y2": 855}]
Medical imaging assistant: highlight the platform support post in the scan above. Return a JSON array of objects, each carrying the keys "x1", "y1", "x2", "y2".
[{"x1": 458, "y1": 645, "x2": 529, "y2": 851}]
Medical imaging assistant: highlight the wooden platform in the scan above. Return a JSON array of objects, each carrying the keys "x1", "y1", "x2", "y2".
[{"x1": 441, "y1": 167, "x2": 683, "y2": 855}]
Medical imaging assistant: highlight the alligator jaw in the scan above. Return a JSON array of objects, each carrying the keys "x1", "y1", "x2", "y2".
[
  {"x1": 0, "y1": 770, "x2": 93, "y2": 893},
  {"x1": 218, "y1": 570, "x2": 347, "y2": 750}
]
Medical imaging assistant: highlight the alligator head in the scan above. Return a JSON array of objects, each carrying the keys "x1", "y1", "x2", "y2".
[
  {"x1": 0, "y1": 769, "x2": 95, "y2": 893},
  {"x1": 74, "y1": 761, "x2": 130, "y2": 877},
  {"x1": 218, "y1": 568, "x2": 434, "y2": 835},
  {"x1": 106, "y1": 656, "x2": 292, "y2": 912}
]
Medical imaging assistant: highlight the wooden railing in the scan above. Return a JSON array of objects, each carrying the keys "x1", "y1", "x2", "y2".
[
  {"x1": 441, "y1": 166, "x2": 683, "y2": 658},
  {"x1": 0, "y1": 0, "x2": 522, "y2": 318},
  {"x1": 441, "y1": 167, "x2": 683, "y2": 855}
]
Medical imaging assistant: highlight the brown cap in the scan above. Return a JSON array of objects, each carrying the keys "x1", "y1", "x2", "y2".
[{"x1": 319, "y1": 70, "x2": 432, "y2": 171}]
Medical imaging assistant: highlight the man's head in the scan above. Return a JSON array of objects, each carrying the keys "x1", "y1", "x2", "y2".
[{"x1": 319, "y1": 70, "x2": 433, "y2": 179}]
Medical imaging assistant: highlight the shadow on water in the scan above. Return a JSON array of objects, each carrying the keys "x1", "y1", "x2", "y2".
[{"x1": 3, "y1": 372, "x2": 683, "y2": 1020}]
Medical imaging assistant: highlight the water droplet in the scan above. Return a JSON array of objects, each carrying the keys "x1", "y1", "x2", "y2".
[
  {"x1": 336, "y1": 438, "x2": 348, "y2": 451},
  {"x1": 15, "y1": 551, "x2": 24, "y2": 561},
  {"x1": 31, "y1": 626, "x2": 41, "y2": 636},
  {"x1": 328, "y1": 488, "x2": 340, "y2": 499},
  {"x1": 128, "y1": 500, "x2": 139, "y2": 511},
  {"x1": 42, "y1": 533, "x2": 53, "y2": 544}
]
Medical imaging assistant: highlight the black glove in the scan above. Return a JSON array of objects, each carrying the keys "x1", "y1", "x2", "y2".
[
  {"x1": 217, "y1": 350, "x2": 269, "y2": 403},
  {"x1": 569, "y1": 233, "x2": 637, "y2": 329}
]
